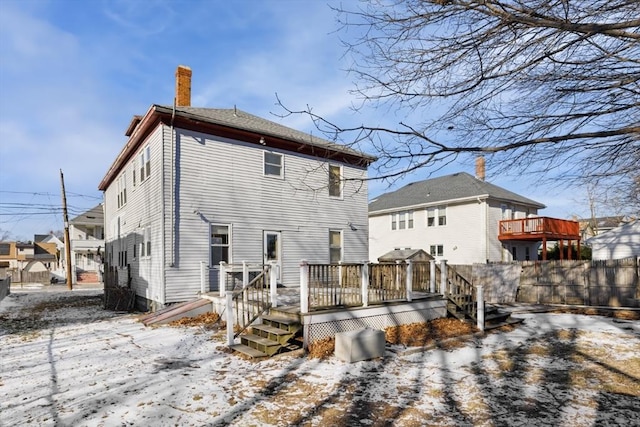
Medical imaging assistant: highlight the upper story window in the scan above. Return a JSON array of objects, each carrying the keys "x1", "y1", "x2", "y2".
[
  {"x1": 391, "y1": 211, "x2": 414, "y2": 230},
  {"x1": 427, "y1": 206, "x2": 447, "y2": 227},
  {"x1": 329, "y1": 165, "x2": 342, "y2": 198},
  {"x1": 264, "y1": 152, "x2": 283, "y2": 177},
  {"x1": 117, "y1": 171, "x2": 127, "y2": 209},
  {"x1": 139, "y1": 146, "x2": 151, "y2": 183}
]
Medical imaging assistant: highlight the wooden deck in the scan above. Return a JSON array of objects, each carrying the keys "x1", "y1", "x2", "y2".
[{"x1": 499, "y1": 217, "x2": 580, "y2": 241}]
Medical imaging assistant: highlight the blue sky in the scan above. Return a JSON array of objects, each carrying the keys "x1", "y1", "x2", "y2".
[{"x1": 0, "y1": 0, "x2": 589, "y2": 241}]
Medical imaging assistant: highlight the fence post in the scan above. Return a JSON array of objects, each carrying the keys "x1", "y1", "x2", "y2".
[
  {"x1": 269, "y1": 261, "x2": 278, "y2": 308},
  {"x1": 200, "y1": 261, "x2": 207, "y2": 294},
  {"x1": 430, "y1": 259, "x2": 436, "y2": 293},
  {"x1": 242, "y1": 261, "x2": 249, "y2": 289},
  {"x1": 440, "y1": 260, "x2": 448, "y2": 296},
  {"x1": 406, "y1": 260, "x2": 413, "y2": 302},
  {"x1": 219, "y1": 262, "x2": 227, "y2": 297},
  {"x1": 477, "y1": 285, "x2": 485, "y2": 332},
  {"x1": 300, "y1": 260, "x2": 309, "y2": 314},
  {"x1": 395, "y1": 260, "x2": 402, "y2": 290},
  {"x1": 338, "y1": 261, "x2": 343, "y2": 288},
  {"x1": 361, "y1": 261, "x2": 369, "y2": 307},
  {"x1": 226, "y1": 292, "x2": 234, "y2": 346}
]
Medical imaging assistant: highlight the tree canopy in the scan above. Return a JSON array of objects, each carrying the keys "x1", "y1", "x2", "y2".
[{"x1": 283, "y1": 0, "x2": 640, "y2": 209}]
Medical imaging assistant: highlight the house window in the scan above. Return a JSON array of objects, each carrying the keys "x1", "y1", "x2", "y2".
[
  {"x1": 264, "y1": 152, "x2": 283, "y2": 177},
  {"x1": 140, "y1": 227, "x2": 151, "y2": 258},
  {"x1": 430, "y1": 245, "x2": 444, "y2": 257},
  {"x1": 438, "y1": 207, "x2": 446, "y2": 226},
  {"x1": 329, "y1": 230, "x2": 342, "y2": 263},
  {"x1": 132, "y1": 161, "x2": 137, "y2": 187},
  {"x1": 139, "y1": 146, "x2": 151, "y2": 183},
  {"x1": 117, "y1": 172, "x2": 127, "y2": 209},
  {"x1": 427, "y1": 206, "x2": 446, "y2": 227},
  {"x1": 329, "y1": 165, "x2": 342, "y2": 198},
  {"x1": 211, "y1": 224, "x2": 230, "y2": 266},
  {"x1": 391, "y1": 211, "x2": 414, "y2": 230}
]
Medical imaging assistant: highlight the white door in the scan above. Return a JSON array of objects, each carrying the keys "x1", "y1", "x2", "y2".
[{"x1": 263, "y1": 231, "x2": 282, "y2": 282}]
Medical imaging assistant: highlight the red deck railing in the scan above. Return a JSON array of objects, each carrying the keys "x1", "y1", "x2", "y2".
[{"x1": 499, "y1": 217, "x2": 580, "y2": 241}]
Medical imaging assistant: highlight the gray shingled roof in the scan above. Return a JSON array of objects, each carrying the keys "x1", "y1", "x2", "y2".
[
  {"x1": 369, "y1": 172, "x2": 545, "y2": 213},
  {"x1": 70, "y1": 204, "x2": 104, "y2": 225},
  {"x1": 156, "y1": 105, "x2": 376, "y2": 161}
]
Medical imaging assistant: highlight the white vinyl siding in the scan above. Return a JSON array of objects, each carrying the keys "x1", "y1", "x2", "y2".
[{"x1": 162, "y1": 126, "x2": 369, "y2": 302}]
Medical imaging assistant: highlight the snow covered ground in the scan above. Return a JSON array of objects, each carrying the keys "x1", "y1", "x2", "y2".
[{"x1": 1, "y1": 288, "x2": 639, "y2": 426}]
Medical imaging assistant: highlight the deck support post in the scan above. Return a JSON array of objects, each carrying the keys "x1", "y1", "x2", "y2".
[
  {"x1": 440, "y1": 260, "x2": 448, "y2": 296},
  {"x1": 361, "y1": 261, "x2": 369, "y2": 307},
  {"x1": 219, "y1": 262, "x2": 227, "y2": 297},
  {"x1": 477, "y1": 285, "x2": 485, "y2": 332},
  {"x1": 269, "y1": 261, "x2": 278, "y2": 308},
  {"x1": 429, "y1": 260, "x2": 436, "y2": 293},
  {"x1": 300, "y1": 260, "x2": 309, "y2": 314},
  {"x1": 200, "y1": 261, "x2": 207, "y2": 294},
  {"x1": 226, "y1": 292, "x2": 234, "y2": 346},
  {"x1": 406, "y1": 260, "x2": 413, "y2": 302}
]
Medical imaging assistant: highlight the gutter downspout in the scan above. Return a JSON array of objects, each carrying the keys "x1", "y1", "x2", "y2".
[{"x1": 170, "y1": 100, "x2": 176, "y2": 268}]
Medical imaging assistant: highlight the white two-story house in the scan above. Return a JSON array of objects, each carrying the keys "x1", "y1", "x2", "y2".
[
  {"x1": 369, "y1": 168, "x2": 546, "y2": 264},
  {"x1": 99, "y1": 66, "x2": 375, "y2": 310}
]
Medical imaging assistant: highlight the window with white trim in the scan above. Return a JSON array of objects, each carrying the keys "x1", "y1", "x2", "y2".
[
  {"x1": 329, "y1": 230, "x2": 342, "y2": 263},
  {"x1": 427, "y1": 206, "x2": 446, "y2": 227},
  {"x1": 139, "y1": 146, "x2": 151, "y2": 183},
  {"x1": 391, "y1": 211, "x2": 414, "y2": 230},
  {"x1": 117, "y1": 172, "x2": 127, "y2": 208},
  {"x1": 264, "y1": 151, "x2": 283, "y2": 177},
  {"x1": 211, "y1": 224, "x2": 230, "y2": 266},
  {"x1": 329, "y1": 165, "x2": 342, "y2": 198},
  {"x1": 140, "y1": 227, "x2": 151, "y2": 258},
  {"x1": 430, "y1": 244, "x2": 444, "y2": 257}
]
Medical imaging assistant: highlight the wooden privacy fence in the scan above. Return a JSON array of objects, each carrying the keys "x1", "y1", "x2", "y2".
[{"x1": 468, "y1": 257, "x2": 639, "y2": 307}]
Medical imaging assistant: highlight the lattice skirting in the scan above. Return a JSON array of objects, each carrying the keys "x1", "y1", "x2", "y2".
[{"x1": 306, "y1": 307, "x2": 445, "y2": 344}]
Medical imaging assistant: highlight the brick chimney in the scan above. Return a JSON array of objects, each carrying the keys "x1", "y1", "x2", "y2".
[
  {"x1": 475, "y1": 156, "x2": 486, "y2": 181},
  {"x1": 175, "y1": 65, "x2": 192, "y2": 107}
]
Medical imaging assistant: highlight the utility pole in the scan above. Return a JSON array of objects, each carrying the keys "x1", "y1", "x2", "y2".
[{"x1": 60, "y1": 169, "x2": 73, "y2": 290}]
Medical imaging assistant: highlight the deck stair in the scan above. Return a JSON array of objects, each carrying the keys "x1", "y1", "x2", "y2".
[
  {"x1": 230, "y1": 314, "x2": 302, "y2": 359},
  {"x1": 445, "y1": 267, "x2": 521, "y2": 330}
]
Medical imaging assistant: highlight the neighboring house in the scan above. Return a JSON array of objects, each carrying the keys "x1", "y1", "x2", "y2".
[
  {"x1": 98, "y1": 65, "x2": 374, "y2": 310},
  {"x1": 36, "y1": 233, "x2": 65, "y2": 280},
  {"x1": 0, "y1": 238, "x2": 58, "y2": 283},
  {"x1": 369, "y1": 168, "x2": 547, "y2": 264},
  {"x1": 69, "y1": 204, "x2": 105, "y2": 284},
  {"x1": 579, "y1": 216, "x2": 626, "y2": 241},
  {"x1": 587, "y1": 220, "x2": 640, "y2": 260}
]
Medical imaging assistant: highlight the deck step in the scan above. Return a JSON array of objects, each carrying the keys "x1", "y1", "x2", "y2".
[
  {"x1": 251, "y1": 324, "x2": 295, "y2": 345},
  {"x1": 241, "y1": 333, "x2": 282, "y2": 356},
  {"x1": 229, "y1": 343, "x2": 268, "y2": 359},
  {"x1": 262, "y1": 315, "x2": 302, "y2": 333},
  {"x1": 484, "y1": 316, "x2": 525, "y2": 331}
]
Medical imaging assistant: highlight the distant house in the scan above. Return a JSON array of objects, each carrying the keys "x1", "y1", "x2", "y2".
[
  {"x1": 587, "y1": 220, "x2": 640, "y2": 260},
  {"x1": 369, "y1": 166, "x2": 547, "y2": 264},
  {"x1": 98, "y1": 66, "x2": 374, "y2": 310},
  {"x1": 579, "y1": 216, "x2": 626, "y2": 241},
  {"x1": 0, "y1": 238, "x2": 58, "y2": 283},
  {"x1": 69, "y1": 204, "x2": 105, "y2": 283}
]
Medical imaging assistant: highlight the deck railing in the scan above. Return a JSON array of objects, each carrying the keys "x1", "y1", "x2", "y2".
[
  {"x1": 304, "y1": 260, "x2": 445, "y2": 311},
  {"x1": 499, "y1": 217, "x2": 580, "y2": 239},
  {"x1": 219, "y1": 262, "x2": 278, "y2": 345}
]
